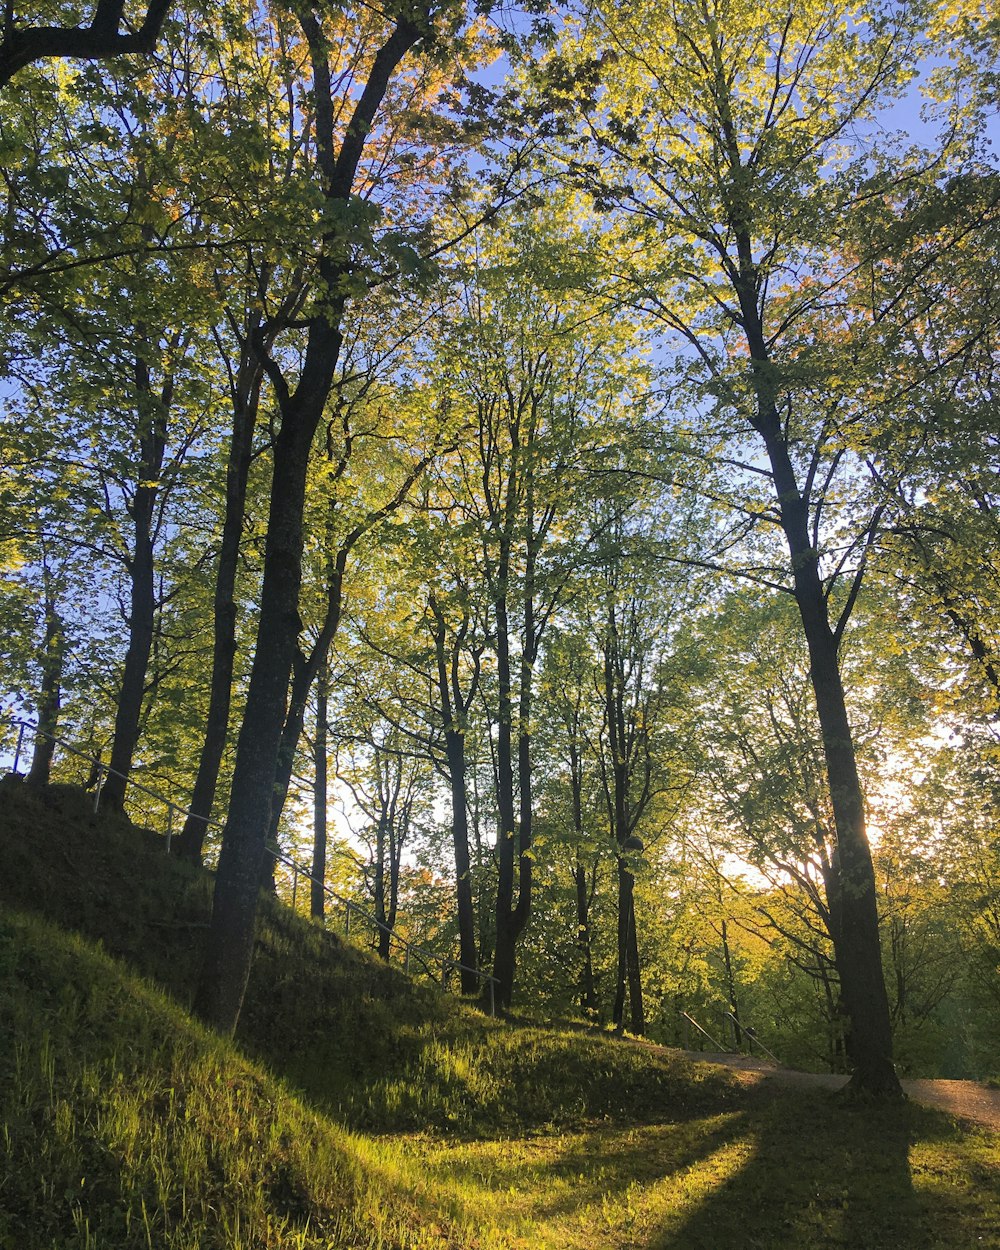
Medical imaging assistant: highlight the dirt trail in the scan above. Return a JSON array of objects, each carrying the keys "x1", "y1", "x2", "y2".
[{"x1": 684, "y1": 1051, "x2": 1000, "y2": 1133}]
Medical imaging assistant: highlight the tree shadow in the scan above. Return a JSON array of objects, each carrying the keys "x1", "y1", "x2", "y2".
[
  {"x1": 649, "y1": 1079, "x2": 926, "y2": 1250},
  {"x1": 512, "y1": 1113, "x2": 749, "y2": 1223}
]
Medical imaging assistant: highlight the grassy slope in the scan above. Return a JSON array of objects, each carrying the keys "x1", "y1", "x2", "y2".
[
  {"x1": 1, "y1": 908, "x2": 471, "y2": 1250},
  {"x1": 1, "y1": 777, "x2": 998, "y2": 1249}
]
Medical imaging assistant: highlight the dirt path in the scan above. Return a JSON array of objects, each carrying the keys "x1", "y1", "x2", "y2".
[{"x1": 684, "y1": 1051, "x2": 1000, "y2": 1133}]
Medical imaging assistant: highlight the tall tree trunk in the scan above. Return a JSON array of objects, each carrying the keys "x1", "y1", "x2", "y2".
[
  {"x1": 193, "y1": 373, "x2": 325, "y2": 1030},
  {"x1": 490, "y1": 570, "x2": 537, "y2": 1008},
  {"x1": 445, "y1": 727, "x2": 479, "y2": 992},
  {"x1": 737, "y1": 276, "x2": 900, "y2": 1096},
  {"x1": 177, "y1": 347, "x2": 264, "y2": 862},
  {"x1": 720, "y1": 919, "x2": 742, "y2": 1048},
  {"x1": 573, "y1": 853, "x2": 598, "y2": 1017},
  {"x1": 101, "y1": 342, "x2": 171, "y2": 812},
  {"x1": 26, "y1": 582, "x2": 63, "y2": 787},
  {"x1": 612, "y1": 861, "x2": 645, "y2": 1034},
  {"x1": 602, "y1": 590, "x2": 650, "y2": 1040},
  {"x1": 612, "y1": 858, "x2": 631, "y2": 1030},
  {"x1": 604, "y1": 599, "x2": 644, "y2": 1035},
  {"x1": 371, "y1": 752, "x2": 405, "y2": 960},
  {"x1": 491, "y1": 579, "x2": 519, "y2": 1010},
  {"x1": 386, "y1": 822, "x2": 401, "y2": 960},
  {"x1": 262, "y1": 434, "x2": 432, "y2": 880},
  {"x1": 374, "y1": 807, "x2": 388, "y2": 957},
  {"x1": 192, "y1": 15, "x2": 422, "y2": 1036},
  {"x1": 626, "y1": 885, "x2": 644, "y2": 1035},
  {"x1": 429, "y1": 592, "x2": 480, "y2": 994},
  {"x1": 568, "y1": 703, "x2": 599, "y2": 1017},
  {"x1": 798, "y1": 600, "x2": 897, "y2": 1094},
  {"x1": 490, "y1": 470, "x2": 545, "y2": 1009},
  {"x1": 311, "y1": 666, "x2": 328, "y2": 920}
]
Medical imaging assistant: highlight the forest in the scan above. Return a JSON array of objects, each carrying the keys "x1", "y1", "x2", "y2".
[{"x1": 2, "y1": 0, "x2": 999, "y2": 1105}]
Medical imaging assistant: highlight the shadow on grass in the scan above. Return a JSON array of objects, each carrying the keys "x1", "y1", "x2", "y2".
[
  {"x1": 650, "y1": 1080, "x2": 925, "y2": 1250},
  {"x1": 425, "y1": 1112, "x2": 749, "y2": 1227},
  {"x1": 541, "y1": 1117, "x2": 744, "y2": 1222}
]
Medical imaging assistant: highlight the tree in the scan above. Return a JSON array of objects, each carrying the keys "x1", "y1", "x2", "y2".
[
  {"x1": 535, "y1": 628, "x2": 605, "y2": 1018},
  {"x1": 553, "y1": 0, "x2": 938, "y2": 1094},
  {"x1": 0, "y1": 0, "x2": 171, "y2": 87},
  {"x1": 193, "y1": 0, "x2": 476, "y2": 1035},
  {"x1": 427, "y1": 579, "x2": 486, "y2": 991},
  {"x1": 440, "y1": 250, "x2": 624, "y2": 1011},
  {"x1": 336, "y1": 720, "x2": 432, "y2": 960},
  {"x1": 591, "y1": 525, "x2": 669, "y2": 1037}
]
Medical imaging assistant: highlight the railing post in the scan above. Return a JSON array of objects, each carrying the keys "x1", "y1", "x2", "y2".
[
  {"x1": 165, "y1": 807, "x2": 173, "y2": 854},
  {"x1": 12, "y1": 722, "x2": 26, "y2": 774},
  {"x1": 441, "y1": 960, "x2": 449, "y2": 989},
  {"x1": 345, "y1": 903, "x2": 351, "y2": 937},
  {"x1": 404, "y1": 945, "x2": 410, "y2": 975},
  {"x1": 93, "y1": 766, "x2": 105, "y2": 814},
  {"x1": 488, "y1": 977, "x2": 495, "y2": 1018},
  {"x1": 292, "y1": 863, "x2": 298, "y2": 913}
]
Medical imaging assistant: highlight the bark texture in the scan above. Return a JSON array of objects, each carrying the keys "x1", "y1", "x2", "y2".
[{"x1": 0, "y1": 0, "x2": 171, "y2": 86}]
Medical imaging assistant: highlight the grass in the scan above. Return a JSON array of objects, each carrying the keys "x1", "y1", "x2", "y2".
[
  {"x1": 2, "y1": 776, "x2": 999, "y2": 1248},
  {"x1": 403, "y1": 1094, "x2": 1000, "y2": 1249},
  {"x1": 0, "y1": 910, "x2": 468, "y2": 1249}
]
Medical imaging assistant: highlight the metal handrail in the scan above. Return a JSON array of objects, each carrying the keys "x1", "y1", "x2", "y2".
[
  {"x1": 680, "y1": 1010, "x2": 728, "y2": 1052},
  {"x1": 724, "y1": 1011, "x2": 781, "y2": 1064},
  {"x1": 6, "y1": 718, "x2": 498, "y2": 1014}
]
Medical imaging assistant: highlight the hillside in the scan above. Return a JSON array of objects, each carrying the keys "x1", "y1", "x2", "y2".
[
  {"x1": 1, "y1": 906, "x2": 474, "y2": 1248},
  {"x1": 0, "y1": 778, "x2": 732, "y2": 1133},
  {"x1": 2, "y1": 777, "x2": 998, "y2": 1249}
]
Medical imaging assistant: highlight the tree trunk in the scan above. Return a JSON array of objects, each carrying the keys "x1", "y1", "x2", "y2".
[
  {"x1": 177, "y1": 351, "x2": 263, "y2": 862},
  {"x1": 604, "y1": 597, "x2": 644, "y2": 1035},
  {"x1": 374, "y1": 807, "x2": 388, "y2": 958},
  {"x1": 569, "y1": 733, "x2": 598, "y2": 1018},
  {"x1": 445, "y1": 728, "x2": 479, "y2": 992},
  {"x1": 26, "y1": 589, "x2": 63, "y2": 787},
  {"x1": 192, "y1": 383, "x2": 323, "y2": 1030},
  {"x1": 371, "y1": 753, "x2": 405, "y2": 960},
  {"x1": 573, "y1": 854, "x2": 599, "y2": 1017},
  {"x1": 311, "y1": 669, "x2": 328, "y2": 920},
  {"x1": 720, "y1": 919, "x2": 742, "y2": 1048},
  {"x1": 490, "y1": 644, "x2": 535, "y2": 1008},
  {"x1": 490, "y1": 493, "x2": 542, "y2": 1010},
  {"x1": 192, "y1": 15, "x2": 423, "y2": 1036},
  {"x1": 738, "y1": 289, "x2": 900, "y2": 1095},
  {"x1": 101, "y1": 345, "x2": 170, "y2": 812},
  {"x1": 429, "y1": 593, "x2": 480, "y2": 994},
  {"x1": 612, "y1": 860, "x2": 644, "y2": 1033},
  {"x1": 261, "y1": 549, "x2": 349, "y2": 890},
  {"x1": 491, "y1": 582, "x2": 519, "y2": 1010},
  {"x1": 626, "y1": 885, "x2": 644, "y2": 1035},
  {"x1": 264, "y1": 423, "x2": 431, "y2": 876},
  {"x1": 803, "y1": 614, "x2": 899, "y2": 1094}
]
